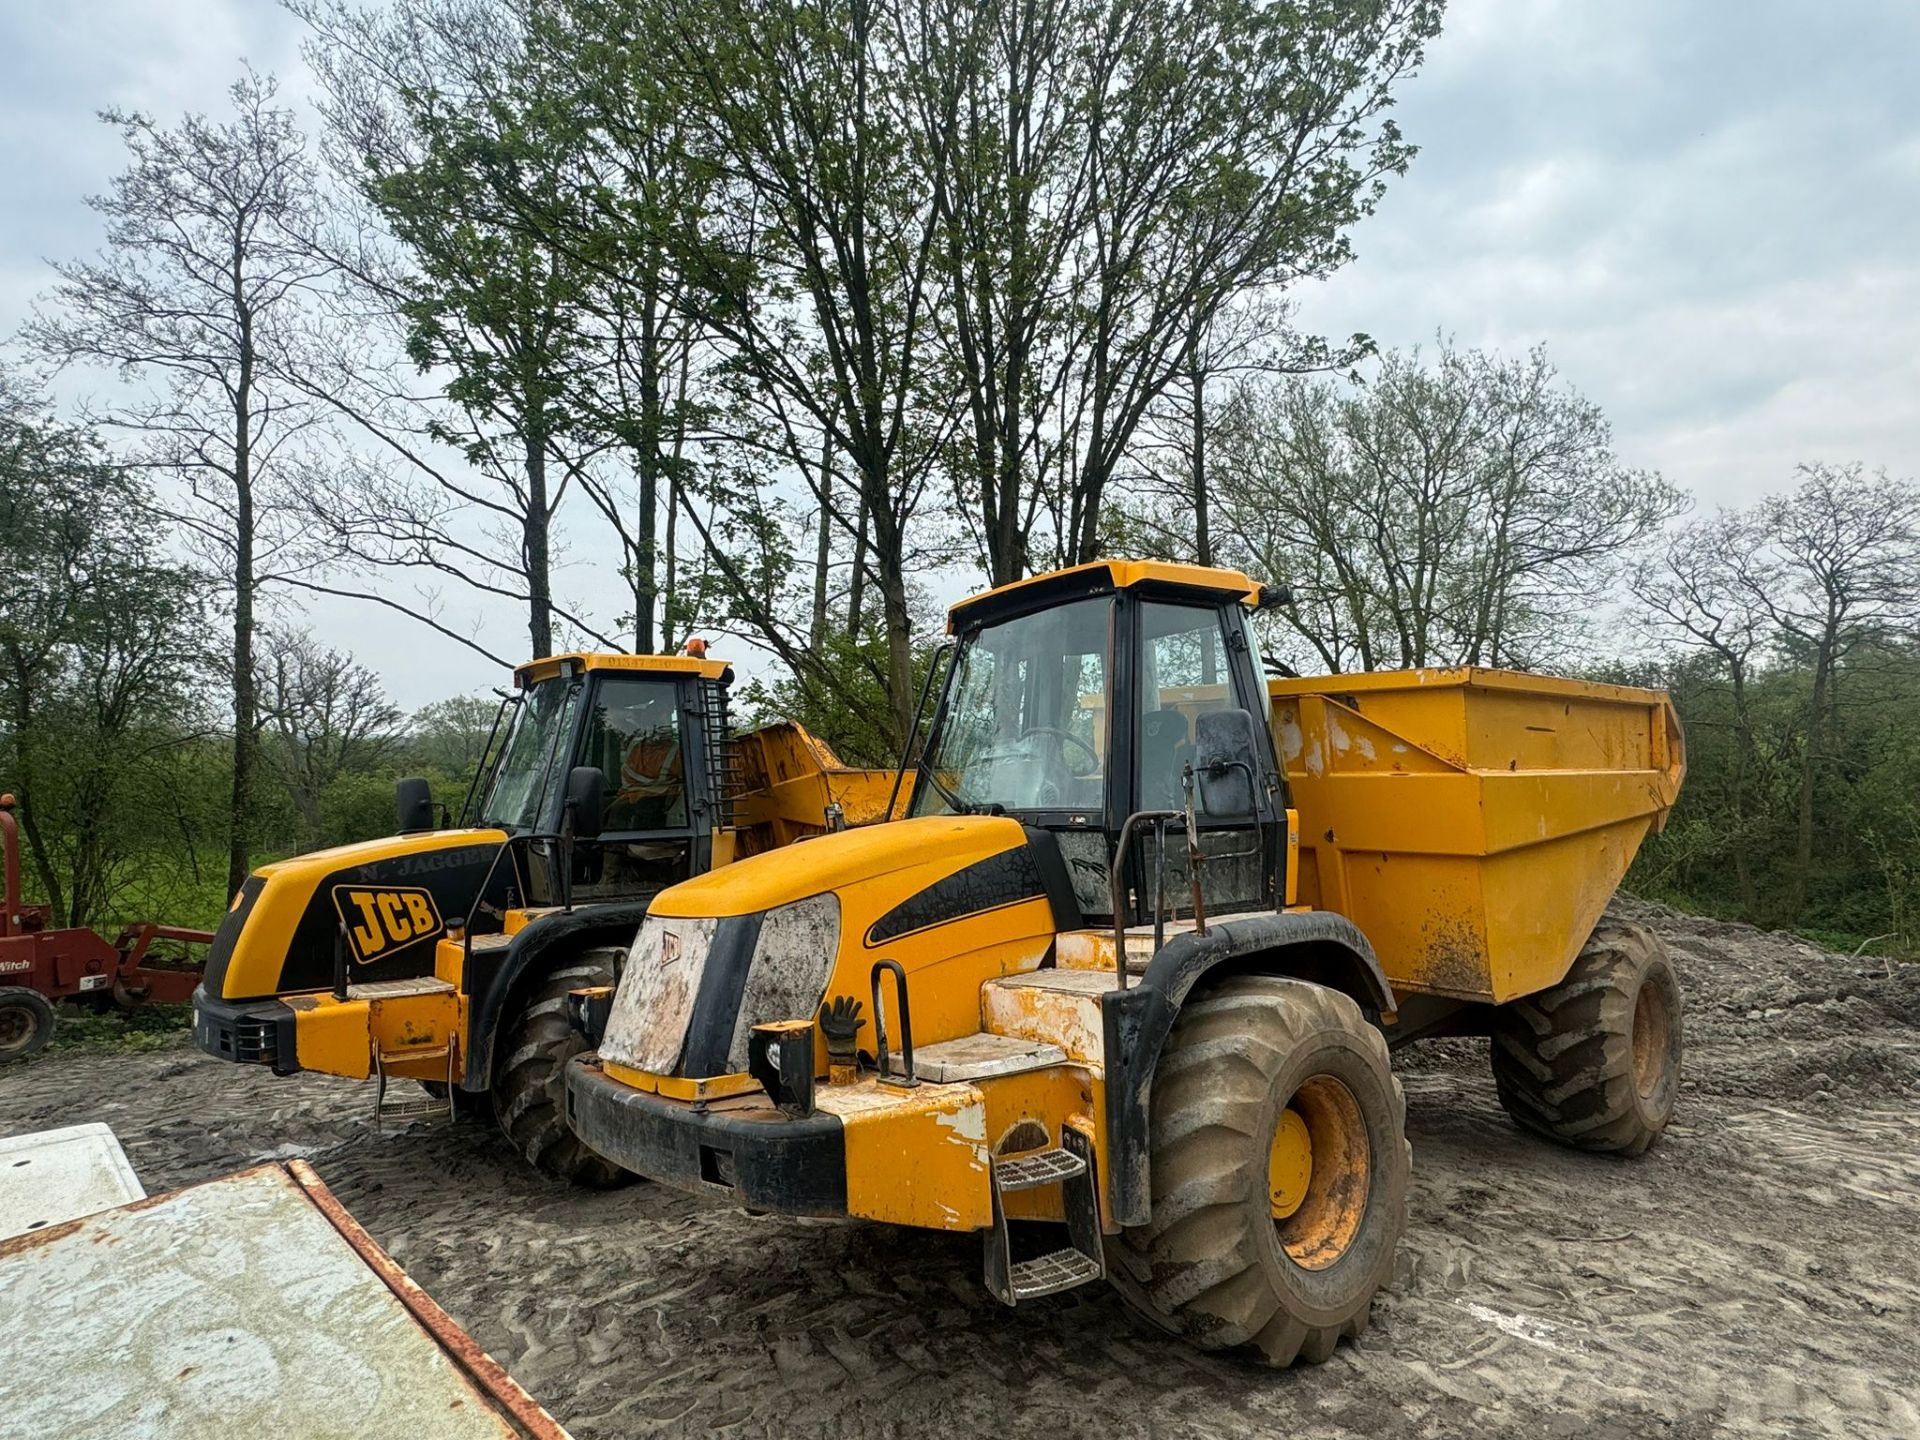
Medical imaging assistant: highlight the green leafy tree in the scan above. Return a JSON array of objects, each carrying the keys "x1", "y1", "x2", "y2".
[{"x1": 0, "y1": 376, "x2": 210, "y2": 926}]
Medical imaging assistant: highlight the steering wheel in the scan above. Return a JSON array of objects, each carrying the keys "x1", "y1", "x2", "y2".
[{"x1": 1021, "y1": 726, "x2": 1100, "y2": 776}]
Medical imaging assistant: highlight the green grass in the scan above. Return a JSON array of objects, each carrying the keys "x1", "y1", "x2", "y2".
[{"x1": 47, "y1": 1001, "x2": 194, "y2": 1054}]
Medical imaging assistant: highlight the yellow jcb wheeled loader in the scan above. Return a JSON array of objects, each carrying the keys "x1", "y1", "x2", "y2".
[
  {"x1": 565, "y1": 561, "x2": 1688, "y2": 1361},
  {"x1": 192, "y1": 650, "x2": 894, "y2": 1185}
]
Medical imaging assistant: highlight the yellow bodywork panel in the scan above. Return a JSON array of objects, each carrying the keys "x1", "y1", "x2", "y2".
[
  {"x1": 648, "y1": 815, "x2": 1057, "y2": 1056},
  {"x1": 512, "y1": 650, "x2": 731, "y2": 687},
  {"x1": 211, "y1": 828, "x2": 507, "y2": 1000},
  {"x1": 602, "y1": 1060, "x2": 762, "y2": 1103},
  {"x1": 818, "y1": 1065, "x2": 1101, "y2": 1231},
  {"x1": 820, "y1": 1079, "x2": 993, "y2": 1230},
  {"x1": 282, "y1": 986, "x2": 461, "y2": 1081},
  {"x1": 1271, "y1": 668, "x2": 1685, "y2": 1003},
  {"x1": 950, "y1": 559, "x2": 1260, "y2": 631}
]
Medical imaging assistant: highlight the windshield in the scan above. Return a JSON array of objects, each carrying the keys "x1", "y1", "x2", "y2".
[
  {"x1": 912, "y1": 596, "x2": 1110, "y2": 816},
  {"x1": 477, "y1": 678, "x2": 578, "y2": 831}
]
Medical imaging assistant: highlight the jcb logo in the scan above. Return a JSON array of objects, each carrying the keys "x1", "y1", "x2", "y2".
[{"x1": 332, "y1": 886, "x2": 442, "y2": 963}]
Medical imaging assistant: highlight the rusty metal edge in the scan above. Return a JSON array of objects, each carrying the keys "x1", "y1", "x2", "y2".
[
  {"x1": 0, "y1": 1161, "x2": 285, "y2": 1260},
  {"x1": 286, "y1": 1160, "x2": 570, "y2": 1440}
]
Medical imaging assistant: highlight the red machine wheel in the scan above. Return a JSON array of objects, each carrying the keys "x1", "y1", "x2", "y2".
[{"x1": 0, "y1": 987, "x2": 56, "y2": 1061}]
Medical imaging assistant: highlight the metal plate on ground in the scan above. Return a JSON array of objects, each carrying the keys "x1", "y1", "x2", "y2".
[
  {"x1": 0, "y1": 1161, "x2": 567, "y2": 1439},
  {"x1": 0, "y1": 1122, "x2": 146, "y2": 1240}
]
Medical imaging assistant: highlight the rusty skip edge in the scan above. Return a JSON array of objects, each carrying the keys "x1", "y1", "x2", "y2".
[{"x1": 285, "y1": 1160, "x2": 571, "y2": 1440}]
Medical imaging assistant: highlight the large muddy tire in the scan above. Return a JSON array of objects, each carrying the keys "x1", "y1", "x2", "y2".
[
  {"x1": 1491, "y1": 919, "x2": 1682, "y2": 1156},
  {"x1": 494, "y1": 950, "x2": 635, "y2": 1188},
  {"x1": 1108, "y1": 976, "x2": 1410, "y2": 1366},
  {"x1": 0, "y1": 987, "x2": 56, "y2": 1061}
]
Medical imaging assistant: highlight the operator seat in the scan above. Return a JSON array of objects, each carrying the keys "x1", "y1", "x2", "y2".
[{"x1": 1138, "y1": 708, "x2": 1192, "y2": 811}]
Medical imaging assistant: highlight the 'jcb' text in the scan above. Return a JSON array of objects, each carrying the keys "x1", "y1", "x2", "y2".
[{"x1": 332, "y1": 886, "x2": 443, "y2": 963}]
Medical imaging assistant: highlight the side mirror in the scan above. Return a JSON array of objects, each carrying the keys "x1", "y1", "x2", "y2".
[
  {"x1": 565, "y1": 765, "x2": 606, "y2": 840},
  {"x1": 395, "y1": 777, "x2": 435, "y2": 833},
  {"x1": 1192, "y1": 709, "x2": 1262, "y2": 819}
]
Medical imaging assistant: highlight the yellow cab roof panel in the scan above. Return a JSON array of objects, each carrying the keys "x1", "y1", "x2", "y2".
[
  {"x1": 947, "y1": 559, "x2": 1261, "y2": 632},
  {"x1": 514, "y1": 652, "x2": 733, "y2": 687}
]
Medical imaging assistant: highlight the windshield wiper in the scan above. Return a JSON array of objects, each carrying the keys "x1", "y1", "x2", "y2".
[{"x1": 919, "y1": 765, "x2": 979, "y2": 816}]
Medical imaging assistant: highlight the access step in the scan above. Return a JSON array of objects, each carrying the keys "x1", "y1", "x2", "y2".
[
  {"x1": 347, "y1": 977, "x2": 457, "y2": 1000},
  {"x1": 984, "y1": 1127, "x2": 1106, "y2": 1305},
  {"x1": 993, "y1": 1146, "x2": 1087, "y2": 1192},
  {"x1": 373, "y1": 1042, "x2": 457, "y2": 1131},
  {"x1": 1009, "y1": 1248, "x2": 1104, "y2": 1300},
  {"x1": 905, "y1": 1032, "x2": 1067, "y2": 1082}
]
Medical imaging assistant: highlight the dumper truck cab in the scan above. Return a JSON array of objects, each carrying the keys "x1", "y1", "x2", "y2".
[
  {"x1": 193, "y1": 649, "x2": 892, "y2": 1184},
  {"x1": 567, "y1": 560, "x2": 1687, "y2": 1361}
]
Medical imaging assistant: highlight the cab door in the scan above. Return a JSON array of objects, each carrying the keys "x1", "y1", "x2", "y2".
[{"x1": 1119, "y1": 595, "x2": 1283, "y2": 922}]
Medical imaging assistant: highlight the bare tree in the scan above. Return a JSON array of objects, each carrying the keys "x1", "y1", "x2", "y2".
[
  {"x1": 256, "y1": 627, "x2": 403, "y2": 849},
  {"x1": 1207, "y1": 344, "x2": 1685, "y2": 674},
  {"x1": 27, "y1": 71, "x2": 325, "y2": 896},
  {"x1": 294, "y1": 0, "x2": 635, "y2": 663},
  {"x1": 1636, "y1": 510, "x2": 1773, "y2": 911}
]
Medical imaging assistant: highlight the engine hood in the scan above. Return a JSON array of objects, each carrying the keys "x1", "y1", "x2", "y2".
[
  {"x1": 608, "y1": 813, "x2": 1071, "y2": 1077},
  {"x1": 650, "y1": 815, "x2": 1034, "y2": 919},
  {"x1": 204, "y1": 828, "x2": 508, "y2": 1000}
]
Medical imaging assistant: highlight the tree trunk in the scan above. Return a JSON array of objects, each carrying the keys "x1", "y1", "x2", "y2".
[
  {"x1": 811, "y1": 428, "x2": 834, "y2": 643},
  {"x1": 662, "y1": 342, "x2": 692, "y2": 651},
  {"x1": 1789, "y1": 641, "x2": 1832, "y2": 919},
  {"x1": 1191, "y1": 359, "x2": 1211, "y2": 568},
  {"x1": 848, "y1": 487, "x2": 871, "y2": 634},
  {"x1": 227, "y1": 308, "x2": 257, "y2": 900},
  {"x1": 524, "y1": 429, "x2": 553, "y2": 658},
  {"x1": 880, "y1": 564, "x2": 914, "y2": 752},
  {"x1": 634, "y1": 293, "x2": 662, "y2": 654}
]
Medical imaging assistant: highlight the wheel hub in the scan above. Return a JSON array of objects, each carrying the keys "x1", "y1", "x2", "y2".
[
  {"x1": 0, "y1": 1006, "x2": 34, "y2": 1052},
  {"x1": 1631, "y1": 977, "x2": 1670, "y2": 1099},
  {"x1": 1274, "y1": 1075, "x2": 1372, "y2": 1271},
  {"x1": 1268, "y1": 1108, "x2": 1312, "y2": 1218}
]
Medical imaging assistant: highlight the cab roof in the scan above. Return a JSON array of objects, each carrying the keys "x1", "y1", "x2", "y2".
[
  {"x1": 947, "y1": 559, "x2": 1263, "y2": 632},
  {"x1": 513, "y1": 652, "x2": 733, "y2": 688}
]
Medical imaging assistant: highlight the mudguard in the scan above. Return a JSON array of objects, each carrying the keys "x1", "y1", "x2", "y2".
[
  {"x1": 1099, "y1": 910, "x2": 1393, "y2": 1226},
  {"x1": 461, "y1": 901, "x2": 655, "y2": 1089}
]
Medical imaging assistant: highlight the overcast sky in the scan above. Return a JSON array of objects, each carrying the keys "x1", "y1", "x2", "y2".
[{"x1": 3, "y1": 0, "x2": 1917, "y2": 707}]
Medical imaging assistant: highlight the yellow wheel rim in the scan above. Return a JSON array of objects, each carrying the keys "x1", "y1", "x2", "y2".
[
  {"x1": 1274, "y1": 1076, "x2": 1371, "y2": 1271},
  {"x1": 1268, "y1": 1108, "x2": 1312, "y2": 1219},
  {"x1": 1632, "y1": 977, "x2": 1670, "y2": 1100}
]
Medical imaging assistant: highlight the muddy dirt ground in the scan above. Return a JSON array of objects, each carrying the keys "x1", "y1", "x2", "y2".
[{"x1": 5, "y1": 899, "x2": 1918, "y2": 1439}]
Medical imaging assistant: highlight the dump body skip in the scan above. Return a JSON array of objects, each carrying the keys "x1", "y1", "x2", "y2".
[{"x1": 1271, "y1": 668, "x2": 1684, "y2": 1004}]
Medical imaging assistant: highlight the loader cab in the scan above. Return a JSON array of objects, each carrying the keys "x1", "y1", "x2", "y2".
[
  {"x1": 909, "y1": 562, "x2": 1287, "y2": 922},
  {"x1": 469, "y1": 653, "x2": 737, "y2": 907}
]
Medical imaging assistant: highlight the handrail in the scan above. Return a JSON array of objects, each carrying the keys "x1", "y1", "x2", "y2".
[
  {"x1": 870, "y1": 959, "x2": 917, "y2": 1087},
  {"x1": 1108, "y1": 808, "x2": 1184, "y2": 990}
]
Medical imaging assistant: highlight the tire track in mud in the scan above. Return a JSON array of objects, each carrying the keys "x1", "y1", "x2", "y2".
[{"x1": 2, "y1": 907, "x2": 1917, "y2": 1438}]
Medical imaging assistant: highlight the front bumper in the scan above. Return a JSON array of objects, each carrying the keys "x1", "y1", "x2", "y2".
[
  {"x1": 566, "y1": 1057, "x2": 848, "y2": 1216},
  {"x1": 192, "y1": 985, "x2": 299, "y2": 1075}
]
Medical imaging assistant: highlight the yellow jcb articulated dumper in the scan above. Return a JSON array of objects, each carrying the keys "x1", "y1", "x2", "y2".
[
  {"x1": 566, "y1": 561, "x2": 1687, "y2": 1363},
  {"x1": 192, "y1": 650, "x2": 892, "y2": 1184}
]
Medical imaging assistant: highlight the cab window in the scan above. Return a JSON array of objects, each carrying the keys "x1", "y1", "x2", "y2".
[
  {"x1": 1136, "y1": 601, "x2": 1242, "y2": 813},
  {"x1": 913, "y1": 596, "x2": 1111, "y2": 815},
  {"x1": 580, "y1": 677, "x2": 687, "y2": 831}
]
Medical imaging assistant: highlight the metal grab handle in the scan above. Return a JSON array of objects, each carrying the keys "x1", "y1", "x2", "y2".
[
  {"x1": 869, "y1": 959, "x2": 918, "y2": 1087},
  {"x1": 1110, "y1": 809, "x2": 1185, "y2": 990},
  {"x1": 332, "y1": 923, "x2": 350, "y2": 1002}
]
